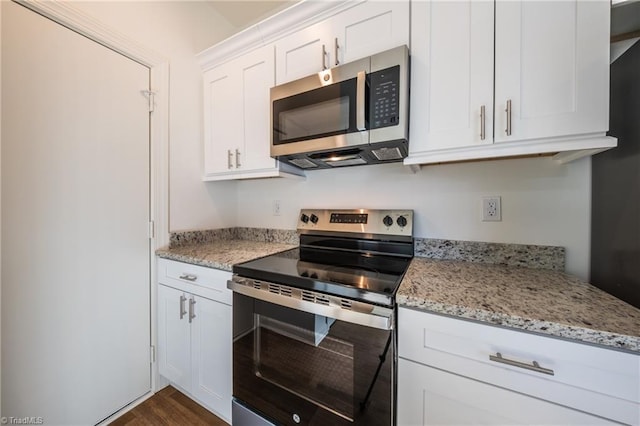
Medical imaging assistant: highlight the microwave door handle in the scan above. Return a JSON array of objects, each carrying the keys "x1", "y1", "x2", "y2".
[{"x1": 356, "y1": 71, "x2": 366, "y2": 131}]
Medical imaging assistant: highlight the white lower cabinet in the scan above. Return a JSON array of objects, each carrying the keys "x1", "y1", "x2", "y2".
[
  {"x1": 398, "y1": 358, "x2": 616, "y2": 426},
  {"x1": 398, "y1": 307, "x2": 640, "y2": 426},
  {"x1": 157, "y1": 259, "x2": 232, "y2": 423}
]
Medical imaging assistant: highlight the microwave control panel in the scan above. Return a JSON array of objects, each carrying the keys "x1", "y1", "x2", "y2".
[{"x1": 369, "y1": 65, "x2": 400, "y2": 130}]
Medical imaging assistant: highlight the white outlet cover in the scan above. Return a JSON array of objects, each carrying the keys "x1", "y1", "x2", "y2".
[{"x1": 482, "y1": 196, "x2": 501, "y2": 222}]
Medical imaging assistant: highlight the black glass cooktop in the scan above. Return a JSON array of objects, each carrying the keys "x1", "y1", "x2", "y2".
[{"x1": 232, "y1": 246, "x2": 411, "y2": 307}]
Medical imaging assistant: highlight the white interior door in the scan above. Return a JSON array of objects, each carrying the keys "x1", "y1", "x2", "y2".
[{"x1": 2, "y1": 2, "x2": 151, "y2": 424}]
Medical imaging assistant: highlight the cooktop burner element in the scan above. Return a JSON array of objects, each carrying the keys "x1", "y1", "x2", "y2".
[{"x1": 232, "y1": 209, "x2": 414, "y2": 307}]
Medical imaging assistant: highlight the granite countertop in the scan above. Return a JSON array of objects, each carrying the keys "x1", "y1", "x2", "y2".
[
  {"x1": 156, "y1": 239, "x2": 296, "y2": 272},
  {"x1": 397, "y1": 258, "x2": 640, "y2": 353},
  {"x1": 157, "y1": 229, "x2": 640, "y2": 353}
]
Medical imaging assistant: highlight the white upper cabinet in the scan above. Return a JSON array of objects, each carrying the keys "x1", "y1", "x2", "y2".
[
  {"x1": 203, "y1": 60, "x2": 241, "y2": 177},
  {"x1": 275, "y1": 1, "x2": 409, "y2": 85},
  {"x1": 331, "y1": 1, "x2": 410, "y2": 66},
  {"x1": 409, "y1": 1, "x2": 494, "y2": 151},
  {"x1": 275, "y1": 21, "x2": 332, "y2": 85},
  {"x1": 494, "y1": 0, "x2": 610, "y2": 143},
  {"x1": 203, "y1": 45, "x2": 304, "y2": 181},
  {"x1": 406, "y1": 0, "x2": 616, "y2": 166}
]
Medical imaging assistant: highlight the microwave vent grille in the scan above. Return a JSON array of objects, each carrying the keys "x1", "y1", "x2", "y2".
[
  {"x1": 372, "y1": 147, "x2": 403, "y2": 161},
  {"x1": 289, "y1": 158, "x2": 318, "y2": 169}
]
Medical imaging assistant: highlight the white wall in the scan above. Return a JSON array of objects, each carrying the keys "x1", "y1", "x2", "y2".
[
  {"x1": 236, "y1": 157, "x2": 591, "y2": 280},
  {"x1": 37, "y1": 2, "x2": 593, "y2": 281},
  {"x1": 72, "y1": 1, "x2": 239, "y2": 232}
]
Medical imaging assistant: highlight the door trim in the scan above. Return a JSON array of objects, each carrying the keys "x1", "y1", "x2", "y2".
[{"x1": 12, "y1": 0, "x2": 170, "y2": 395}]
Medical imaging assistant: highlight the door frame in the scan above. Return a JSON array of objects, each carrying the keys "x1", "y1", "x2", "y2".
[{"x1": 3, "y1": 0, "x2": 171, "y2": 415}]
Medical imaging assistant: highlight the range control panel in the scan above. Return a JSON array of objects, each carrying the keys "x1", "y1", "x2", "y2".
[{"x1": 297, "y1": 209, "x2": 413, "y2": 237}]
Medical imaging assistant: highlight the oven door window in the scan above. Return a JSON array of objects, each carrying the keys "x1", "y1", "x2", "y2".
[
  {"x1": 272, "y1": 77, "x2": 359, "y2": 145},
  {"x1": 255, "y1": 314, "x2": 354, "y2": 420},
  {"x1": 233, "y1": 295, "x2": 393, "y2": 426}
]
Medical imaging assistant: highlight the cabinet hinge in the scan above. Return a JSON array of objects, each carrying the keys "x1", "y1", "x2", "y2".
[
  {"x1": 150, "y1": 345, "x2": 156, "y2": 364},
  {"x1": 148, "y1": 221, "x2": 155, "y2": 239},
  {"x1": 141, "y1": 90, "x2": 156, "y2": 112}
]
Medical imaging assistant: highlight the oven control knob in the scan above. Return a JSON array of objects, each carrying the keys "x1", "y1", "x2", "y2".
[
  {"x1": 383, "y1": 215, "x2": 393, "y2": 227},
  {"x1": 310, "y1": 214, "x2": 319, "y2": 224},
  {"x1": 300, "y1": 213, "x2": 309, "y2": 224},
  {"x1": 397, "y1": 215, "x2": 408, "y2": 228}
]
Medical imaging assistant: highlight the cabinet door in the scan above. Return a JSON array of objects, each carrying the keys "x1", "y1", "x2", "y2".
[
  {"x1": 409, "y1": 1, "x2": 494, "y2": 153},
  {"x1": 236, "y1": 45, "x2": 277, "y2": 172},
  {"x1": 203, "y1": 61, "x2": 241, "y2": 177},
  {"x1": 275, "y1": 20, "x2": 332, "y2": 85},
  {"x1": 331, "y1": 0, "x2": 410, "y2": 65},
  {"x1": 158, "y1": 284, "x2": 191, "y2": 391},
  {"x1": 191, "y1": 295, "x2": 232, "y2": 422},
  {"x1": 495, "y1": 0, "x2": 610, "y2": 143},
  {"x1": 398, "y1": 358, "x2": 618, "y2": 426}
]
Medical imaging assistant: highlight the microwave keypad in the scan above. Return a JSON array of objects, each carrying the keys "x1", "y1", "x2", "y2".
[{"x1": 370, "y1": 65, "x2": 400, "y2": 129}]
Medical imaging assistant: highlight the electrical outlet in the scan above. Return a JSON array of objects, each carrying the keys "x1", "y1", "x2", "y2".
[
  {"x1": 482, "y1": 196, "x2": 501, "y2": 221},
  {"x1": 273, "y1": 200, "x2": 281, "y2": 216}
]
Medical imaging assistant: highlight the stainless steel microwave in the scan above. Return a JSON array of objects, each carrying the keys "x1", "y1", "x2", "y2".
[{"x1": 270, "y1": 45, "x2": 409, "y2": 169}]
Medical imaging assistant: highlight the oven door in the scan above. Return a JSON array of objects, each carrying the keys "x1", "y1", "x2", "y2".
[
  {"x1": 270, "y1": 58, "x2": 370, "y2": 158},
  {"x1": 231, "y1": 286, "x2": 395, "y2": 426}
]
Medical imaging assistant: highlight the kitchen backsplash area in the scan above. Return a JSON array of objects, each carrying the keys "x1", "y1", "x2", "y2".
[
  {"x1": 233, "y1": 157, "x2": 589, "y2": 279},
  {"x1": 415, "y1": 239, "x2": 564, "y2": 271},
  {"x1": 167, "y1": 227, "x2": 564, "y2": 271},
  {"x1": 169, "y1": 227, "x2": 298, "y2": 247}
]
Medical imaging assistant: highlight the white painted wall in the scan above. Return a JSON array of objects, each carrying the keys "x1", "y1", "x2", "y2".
[
  {"x1": 236, "y1": 157, "x2": 591, "y2": 280},
  {"x1": 72, "y1": 1, "x2": 239, "y2": 232},
  {"x1": 10, "y1": 1, "x2": 593, "y2": 283}
]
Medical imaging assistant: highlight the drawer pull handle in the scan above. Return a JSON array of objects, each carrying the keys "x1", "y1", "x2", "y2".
[
  {"x1": 489, "y1": 352, "x2": 554, "y2": 376},
  {"x1": 179, "y1": 273, "x2": 197, "y2": 282}
]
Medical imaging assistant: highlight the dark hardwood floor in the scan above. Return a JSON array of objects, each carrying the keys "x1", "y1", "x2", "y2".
[{"x1": 109, "y1": 386, "x2": 228, "y2": 426}]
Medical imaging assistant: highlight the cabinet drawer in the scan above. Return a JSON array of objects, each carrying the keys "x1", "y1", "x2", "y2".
[
  {"x1": 398, "y1": 307, "x2": 640, "y2": 425},
  {"x1": 157, "y1": 258, "x2": 232, "y2": 305}
]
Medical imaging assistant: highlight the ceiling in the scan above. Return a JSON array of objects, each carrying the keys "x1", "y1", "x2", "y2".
[{"x1": 206, "y1": 1, "x2": 298, "y2": 30}]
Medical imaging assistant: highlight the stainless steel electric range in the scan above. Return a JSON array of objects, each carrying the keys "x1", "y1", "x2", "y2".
[{"x1": 228, "y1": 209, "x2": 413, "y2": 426}]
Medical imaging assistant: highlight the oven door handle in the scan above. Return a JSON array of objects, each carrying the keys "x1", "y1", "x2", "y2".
[
  {"x1": 227, "y1": 278, "x2": 393, "y2": 331},
  {"x1": 356, "y1": 70, "x2": 366, "y2": 131}
]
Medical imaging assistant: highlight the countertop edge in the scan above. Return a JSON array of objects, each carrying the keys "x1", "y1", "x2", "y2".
[
  {"x1": 397, "y1": 296, "x2": 640, "y2": 354},
  {"x1": 156, "y1": 251, "x2": 233, "y2": 272}
]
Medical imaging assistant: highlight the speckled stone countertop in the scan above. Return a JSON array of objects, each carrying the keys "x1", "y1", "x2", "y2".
[
  {"x1": 397, "y1": 258, "x2": 640, "y2": 353},
  {"x1": 156, "y1": 228, "x2": 297, "y2": 271},
  {"x1": 158, "y1": 229, "x2": 639, "y2": 353}
]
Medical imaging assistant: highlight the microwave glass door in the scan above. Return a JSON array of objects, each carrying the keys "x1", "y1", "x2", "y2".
[{"x1": 273, "y1": 77, "x2": 360, "y2": 145}]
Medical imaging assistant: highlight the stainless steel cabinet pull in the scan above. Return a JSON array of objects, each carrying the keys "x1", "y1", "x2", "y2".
[
  {"x1": 188, "y1": 297, "x2": 196, "y2": 323},
  {"x1": 179, "y1": 295, "x2": 187, "y2": 320},
  {"x1": 322, "y1": 44, "x2": 327, "y2": 70},
  {"x1": 480, "y1": 105, "x2": 486, "y2": 140},
  {"x1": 227, "y1": 149, "x2": 233, "y2": 169},
  {"x1": 179, "y1": 273, "x2": 197, "y2": 282},
  {"x1": 489, "y1": 352, "x2": 554, "y2": 376},
  {"x1": 235, "y1": 148, "x2": 241, "y2": 168},
  {"x1": 334, "y1": 38, "x2": 340, "y2": 66},
  {"x1": 505, "y1": 99, "x2": 512, "y2": 136}
]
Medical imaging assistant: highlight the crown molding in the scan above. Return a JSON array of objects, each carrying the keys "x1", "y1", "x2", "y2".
[{"x1": 197, "y1": 0, "x2": 362, "y2": 70}]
